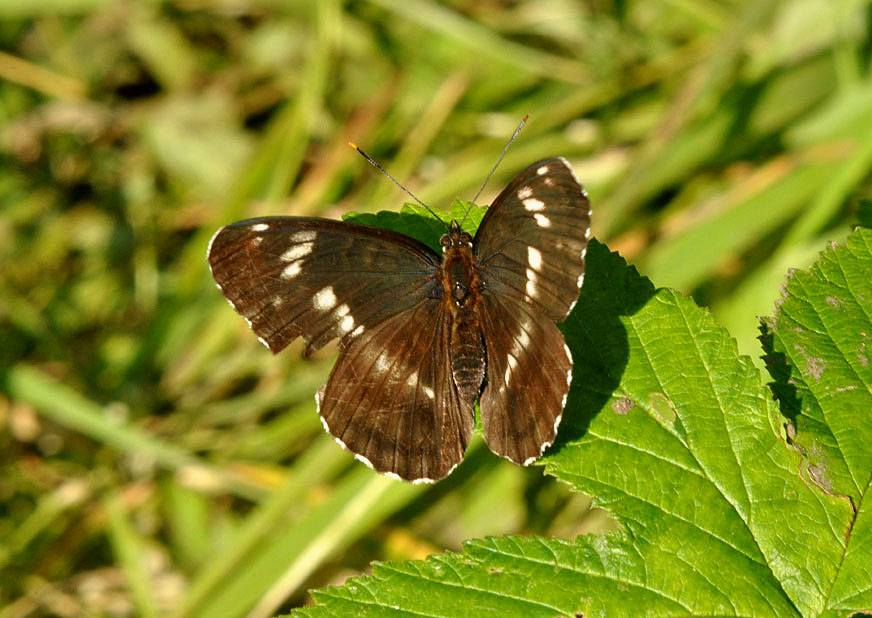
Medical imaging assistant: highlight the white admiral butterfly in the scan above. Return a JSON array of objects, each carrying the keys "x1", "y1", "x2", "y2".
[{"x1": 208, "y1": 156, "x2": 591, "y2": 482}]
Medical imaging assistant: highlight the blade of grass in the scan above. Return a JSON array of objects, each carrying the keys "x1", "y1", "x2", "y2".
[
  {"x1": 364, "y1": 0, "x2": 587, "y2": 84},
  {"x1": 5, "y1": 365, "x2": 266, "y2": 501},
  {"x1": 0, "y1": 480, "x2": 90, "y2": 570},
  {"x1": 124, "y1": 6, "x2": 197, "y2": 91},
  {"x1": 643, "y1": 155, "x2": 842, "y2": 291},
  {"x1": 176, "y1": 437, "x2": 349, "y2": 618},
  {"x1": 162, "y1": 480, "x2": 212, "y2": 570},
  {"x1": 363, "y1": 71, "x2": 469, "y2": 211},
  {"x1": 182, "y1": 467, "x2": 423, "y2": 618},
  {"x1": 248, "y1": 471, "x2": 423, "y2": 618},
  {"x1": 0, "y1": 49, "x2": 85, "y2": 100},
  {"x1": 265, "y1": 0, "x2": 340, "y2": 203},
  {"x1": 104, "y1": 492, "x2": 160, "y2": 618},
  {"x1": 600, "y1": 0, "x2": 782, "y2": 235},
  {"x1": 0, "y1": 0, "x2": 106, "y2": 17}
]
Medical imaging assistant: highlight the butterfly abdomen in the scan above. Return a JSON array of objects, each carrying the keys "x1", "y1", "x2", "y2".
[
  {"x1": 450, "y1": 314, "x2": 486, "y2": 404},
  {"x1": 441, "y1": 222, "x2": 486, "y2": 405}
]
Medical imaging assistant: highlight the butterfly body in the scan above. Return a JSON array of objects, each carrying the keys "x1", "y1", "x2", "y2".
[
  {"x1": 437, "y1": 220, "x2": 487, "y2": 407},
  {"x1": 208, "y1": 157, "x2": 591, "y2": 482}
]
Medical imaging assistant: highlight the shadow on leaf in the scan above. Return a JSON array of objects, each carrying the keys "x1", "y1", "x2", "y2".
[
  {"x1": 552, "y1": 239, "x2": 657, "y2": 450},
  {"x1": 758, "y1": 316, "x2": 802, "y2": 423}
]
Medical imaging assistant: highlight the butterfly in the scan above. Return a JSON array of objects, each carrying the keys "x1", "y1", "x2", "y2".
[{"x1": 208, "y1": 157, "x2": 591, "y2": 482}]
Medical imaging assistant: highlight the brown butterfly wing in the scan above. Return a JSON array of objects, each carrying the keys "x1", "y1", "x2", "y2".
[
  {"x1": 474, "y1": 158, "x2": 590, "y2": 463},
  {"x1": 317, "y1": 298, "x2": 474, "y2": 482},
  {"x1": 478, "y1": 293, "x2": 572, "y2": 464},
  {"x1": 475, "y1": 157, "x2": 590, "y2": 321},
  {"x1": 208, "y1": 217, "x2": 440, "y2": 355},
  {"x1": 209, "y1": 216, "x2": 473, "y2": 482}
]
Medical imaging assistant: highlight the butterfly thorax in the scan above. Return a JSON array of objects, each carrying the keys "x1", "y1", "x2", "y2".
[{"x1": 439, "y1": 220, "x2": 486, "y2": 406}]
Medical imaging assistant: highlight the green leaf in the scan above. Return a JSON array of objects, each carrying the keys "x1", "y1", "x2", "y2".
[
  {"x1": 762, "y1": 228, "x2": 872, "y2": 610},
  {"x1": 293, "y1": 230, "x2": 872, "y2": 616},
  {"x1": 344, "y1": 200, "x2": 486, "y2": 253},
  {"x1": 762, "y1": 229, "x2": 872, "y2": 502}
]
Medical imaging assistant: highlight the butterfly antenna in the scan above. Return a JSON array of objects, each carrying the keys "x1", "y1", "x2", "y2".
[
  {"x1": 460, "y1": 114, "x2": 529, "y2": 227},
  {"x1": 348, "y1": 142, "x2": 446, "y2": 226}
]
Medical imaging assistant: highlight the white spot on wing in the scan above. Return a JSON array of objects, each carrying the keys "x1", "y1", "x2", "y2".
[
  {"x1": 525, "y1": 268, "x2": 538, "y2": 298},
  {"x1": 281, "y1": 262, "x2": 302, "y2": 280},
  {"x1": 518, "y1": 186, "x2": 533, "y2": 199},
  {"x1": 335, "y1": 304, "x2": 354, "y2": 334},
  {"x1": 520, "y1": 330, "x2": 531, "y2": 348},
  {"x1": 536, "y1": 165, "x2": 549, "y2": 175},
  {"x1": 251, "y1": 236, "x2": 263, "y2": 247},
  {"x1": 281, "y1": 243, "x2": 313, "y2": 262},
  {"x1": 251, "y1": 223, "x2": 269, "y2": 232},
  {"x1": 514, "y1": 328, "x2": 531, "y2": 354},
  {"x1": 291, "y1": 230, "x2": 316, "y2": 243},
  {"x1": 350, "y1": 324, "x2": 366, "y2": 338},
  {"x1": 533, "y1": 213, "x2": 551, "y2": 228},
  {"x1": 411, "y1": 475, "x2": 440, "y2": 485},
  {"x1": 527, "y1": 246, "x2": 542, "y2": 270},
  {"x1": 503, "y1": 354, "x2": 520, "y2": 385},
  {"x1": 422, "y1": 385, "x2": 435, "y2": 399},
  {"x1": 523, "y1": 198, "x2": 545, "y2": 212},
  {"x1": 313, "y1": 286, "x2": 337, "y2": 311},
  {"x1": 339, "y1": 314, "x2": 355, "y2": 334}
]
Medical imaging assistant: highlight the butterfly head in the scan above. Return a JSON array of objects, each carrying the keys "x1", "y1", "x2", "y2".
[{"x1": 440, "y1": 220, "x2": 473, "y2": 253}]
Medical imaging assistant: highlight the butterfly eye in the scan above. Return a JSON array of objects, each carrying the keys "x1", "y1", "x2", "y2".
[{"x1": 440, "y1": 235, "x2": 451, "y2": 250}]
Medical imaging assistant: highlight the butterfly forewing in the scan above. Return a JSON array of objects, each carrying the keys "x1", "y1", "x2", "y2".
[
  {"x1": 208, "y1": 217, "x2": 440, "y2": 355},
  {"x1": 318, "y1": 299, "x2": 474, "y2": 482},
  {"x1": 474, "y1": 157, "x2": 590, "y2": 321}
]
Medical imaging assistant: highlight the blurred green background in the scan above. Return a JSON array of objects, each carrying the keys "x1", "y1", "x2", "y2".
[{"x1": 1, "y1": 1, "x2": 870, "y2": 616}]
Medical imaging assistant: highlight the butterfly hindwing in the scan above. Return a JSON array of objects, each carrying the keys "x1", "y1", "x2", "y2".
[
  {"x1": 478, "y1": 292, "x2": 572, "y2": 464},
  {"x1": 318, "y1": 298, "x2": 474, "y2": 482},
  {"x1": 474, "y1": 157, "x2": 590, "y2": 321},
  {"x1": 208, "y1": 217, "x2": 440, "y2": 355}
]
